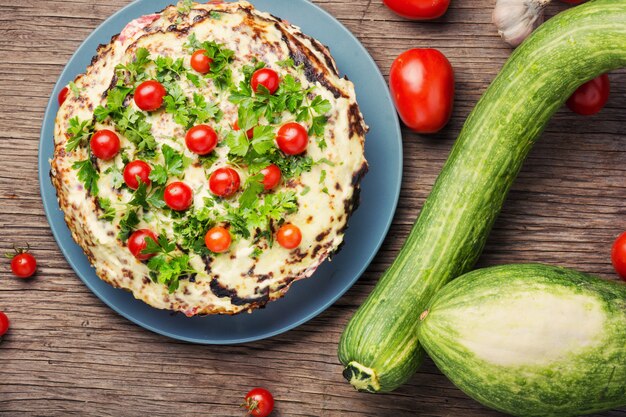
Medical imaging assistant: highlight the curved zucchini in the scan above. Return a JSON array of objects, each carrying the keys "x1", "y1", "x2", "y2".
[
  {"x1": 418, "y1": 264, "x2": 626, "y2": 416},
  {"x1": 339, "y1": 0, "x2": 626, "y2": 393}
]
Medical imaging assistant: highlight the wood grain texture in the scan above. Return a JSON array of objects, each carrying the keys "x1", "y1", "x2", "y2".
[{"x1": 0, "y1": 0, "x2": 624, "y2": 416}]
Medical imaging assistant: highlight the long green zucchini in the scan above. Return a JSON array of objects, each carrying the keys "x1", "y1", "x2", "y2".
[
  {"x1": 418, "y1": 264, "x2": 626, "y2": 416},
  {"x1": 339, "y1": 0, "x2": 626, "y2": 393}
]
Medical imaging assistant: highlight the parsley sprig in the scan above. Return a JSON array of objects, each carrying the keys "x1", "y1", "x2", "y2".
[
  {"x1": 65, "y1": 117, "x2": 94, "y2": 153},
  {"x1": 143, "y1": 234, "x2": 194, "y2": 293}
]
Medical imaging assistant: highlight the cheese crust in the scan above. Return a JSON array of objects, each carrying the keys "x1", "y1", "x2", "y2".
[{"x1": 51, "y1": 1, "x2": 367, "y2": 315}]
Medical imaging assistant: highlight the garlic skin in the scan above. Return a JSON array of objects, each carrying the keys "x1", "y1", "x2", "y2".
[{"x1": 493, "y1": 0, "x2": 551, "y2": 47}]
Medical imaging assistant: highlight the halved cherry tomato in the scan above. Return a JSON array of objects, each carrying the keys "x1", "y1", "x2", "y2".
[
  {"x1": 209, "y1": 167, "x2": 240, "y2": 198},
  {"x1": 251, "y1": 68, "x2": 280, "y2": 95},
  {"x1": 566, "y1": 74, "x2": 610, "y2": 116},
  {"x1": 90, "y1": 129, "x2": 121, "y2": 160},
  {"x1": 233, "y1": 119, "x2": 255, "y2": 139},
  {"x1": 0, "y1": 311, "x2": 9, "y2": 338},
  {"x1": 243, "y1": 388, "x2": 274, "y2": 417},
  {"x1": 164, "y1": 182, "x2": 193, "y2": 211},
  {"x1": 277, "y1": 223, "x2": 302, "y2": 249},
  {"x1": 128, "y1": 229, "x2": 158, "y2": 261},
  {"x1": 58, "y1": 86, "x2": 70, "y2": 105},
  {"x1": 204, "y1": 226, "x2": 232, "y2": 253},
  {"x1": 260, "y1": 164, "x2": 281, "y2": 190},
  {"x1": 383, "y1": 0, "x2": 450, "y2": 20},
  {"x1": 611, "y1": 231, "x2": 626, "y2": 281},
  {"x1": 9, "y1": 248, "x2": 37, "y2": 279},
  {"x1": 123, "y1": 160, "x2": 152, "y2": 190},
  {"x1": 134, "y1": 80, "x2": 166, "y2": 111},
  {"x1": 185, "y1": 124, "x2": 218, "y2": 155},
  {"x1": 276, "y1": 122, "x2": 308, "y2": 155},
  {"x1": 389, "y1": 48, "x2": 454, "y2": 134},
  {"x1": 190, "y1": 49, "x2": 213, "y2": 74}
]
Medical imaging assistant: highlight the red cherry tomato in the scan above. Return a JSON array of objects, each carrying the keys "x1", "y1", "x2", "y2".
[
  {"x1": 233, "y1": 119, "x2": 255, "y2": 139},
  {"x1": 611, "y1": 232, "x2": 626, "y2": 281},
  {"x1": 58, "y1": 86, "x2": 70, "y2": 105},
  {"x1": 10, "y1": 251, "x2": 37, "y2": 279},
  {"x1": 185, "y1": 124, "x2": 218, "y2": 155},
  {"x1": 0, "y1": 311, "x2": 9, "y2": 338},
  {"x1": 389, "y1": 48, "x2": 454, "y2": 134},
  {"x1": 243, "y1": 388, "x2": 274, "y2": 417},
  {"x1": 123, "y1": 160, "x2": 152, "y2": 190},
  {"x1": 277, "y1": 223, "x2": 302, "y2": 249},
  {"x1": 209, "y1": 167, "x2": 240, "y2": 198},
  {"x1": 127, "y1": 229, "x2": 158, "y2": 261},
  {"x1": 134, "y1": 80, "x2": 166, "y2": 111},
  {"x1": 164, "y1": 182, "x2": 193, "y2": 211},
  {"x1": 276, "y1": 122, "x2": 308, "y2": 155},
  {"x1": 251, "y1": 68, "x2": 280, "y2": 95},
  {"x1": 204, "y1": 226, "x2": 232, "y2": 253},
  {"x1": 90, "y1": 129, "x2": 121, "y2": 160},
  {"x1": 566, "y1": 74, "x2": 610, "y2": 116},
  {"x1": 190, "y1": 49, "x2": 213, "y2": 74},
  {"x1": 260, "y1": 164, "x2": 281, "y2": 190},
  {"x1": 383, "y1": 0, "x2": 450, "y2": 20}
]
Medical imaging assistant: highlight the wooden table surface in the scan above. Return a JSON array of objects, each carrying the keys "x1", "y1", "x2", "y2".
[{"x1": 1, "y1": 0, "x2": 624, "y2": 415}]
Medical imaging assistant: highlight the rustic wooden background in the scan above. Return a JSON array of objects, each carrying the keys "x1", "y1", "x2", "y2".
[{"x1": 0, "y1": 0, "x2": 624, "y2": 415}]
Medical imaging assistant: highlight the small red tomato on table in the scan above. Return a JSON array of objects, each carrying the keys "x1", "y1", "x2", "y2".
[
  {"x1": 243, "y1": 387, "x2": 274, "y2": 417},
  {"x1": 383, "y1": 0, "x2": 451, "y2": 20},
  {"x1": 566, "y1": 74, "x2": 610, "y2": 116},
  {"x1": 612, "y1": 232, "x2": 626, "y2": 281},
  {"x1": 7, "y1": 244, "x2": 37, "y2": 278},
  {"x1": 0, "y1": 311, "x2": 9, "y2": 340},
  {"x1": 389, "y1": 48, "x2": 455, "y2": 134}
]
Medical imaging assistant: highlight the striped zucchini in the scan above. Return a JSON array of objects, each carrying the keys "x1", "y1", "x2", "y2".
[
  {"x1": 418, "y1": 264, "x2": 626, "y2": 416},
  {"x1": 339, "y1": 0, "x2": 626, "y2": 393}
]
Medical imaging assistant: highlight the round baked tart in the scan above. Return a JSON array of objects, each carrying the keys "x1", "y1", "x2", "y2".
[{"x1": 51, "y1": 0, "x2": 367, "y2": 316}]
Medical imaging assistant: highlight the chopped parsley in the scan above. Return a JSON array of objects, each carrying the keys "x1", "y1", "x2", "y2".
[
  {"x1": 98, "y1": 197, "x2": 117, "y2": 221},
  {"x1": 149, "y1": 144, "x2": 189, "y2": 185},
  {"x1": 65, "y1": 117, "x2": 94, "y2": 153},
  {"x1": 173, "y1": 206, "x2": 214, "y2": 255},
  {"x1": 118, "y1": 209, "x2": 139, "y2": 241},
  {"x1": 72, "y1": 159, "x2": 99, "y2": 195},
  {"x1": 177, "y1": 0, "x2": 194, "y2": 14},
  {"x1": 143, "y1": 234, "x2": 193, "y2": 293},
  {"x1": 185, "y1": 34, "x2": 235, "y2": 90}
]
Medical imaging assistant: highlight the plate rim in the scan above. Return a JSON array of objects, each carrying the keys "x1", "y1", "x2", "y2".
[{"x1": 38, "y1": 0, "x2": 403, "y2": 344}]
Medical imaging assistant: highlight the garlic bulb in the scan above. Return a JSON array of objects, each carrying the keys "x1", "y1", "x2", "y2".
[{"x1": 492, "y1": 0, "x2": 551, "y2": 47}]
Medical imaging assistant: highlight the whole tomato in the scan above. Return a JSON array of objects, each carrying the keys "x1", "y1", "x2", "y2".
[
  {"x1": 389, "y1": 48, "x2": 455, "y2": 134},
  {"x1": 611, "y1": 232, "x2": 626, "y2": 281},
  {"x1": 383, "y1": 0, "x2": 450, "y2": 20},
  {"x1": 566, "y1": 74, "x2": 610, "y2": 116}
]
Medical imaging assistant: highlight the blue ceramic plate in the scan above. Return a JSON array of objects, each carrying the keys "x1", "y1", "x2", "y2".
[{"x1": 39, "y1": 0, "x2": 402, "y2": 344}]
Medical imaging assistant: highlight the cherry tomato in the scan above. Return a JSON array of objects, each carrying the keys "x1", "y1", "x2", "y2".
[
  {"x1": 251, "y1": 68, "x2": 280, "y2": 95},
  {"x1": 123, "y1": 160, "x2": 152, "y2": 190},
  {"x1": 233, "y1": 119, "x2": 255, "y2": 139},
  {"x1": 90, "y1": 129, "x2": 121, "y2": 160},
  {"x1": 0, "y1": 311, "x2": 9, "y2": 338},
  {"x1": 566, "y1": 74, "x2": 610, "y2": 116},
  {"x1": 134, "y1": 80, "x2": 166, "y2": 111},
  {"x1": 204, "y1": 226, "x2": 232, "y2": 253},
  {"x1": 190, "y1": 49, "x2": 213, "y2": 74},
  {"x1": 9, "y1": 247, "x2": 37, "y2": 279},
  {"x1": 276, "y1": 122, "x2": 308, "y2": 155},
  {"x1": 277, "y1": 223, "x2": 302, "y2": 249},
  {"x1": 611, "y1": 232, "x2": 626, "y2": 281},
  {"x1": 164, "y1": 182, "x2": 193, "y2": 211},
  {"x1": 383, "y1": 0, "x2": 450, "y2": 20},
  {"x1": 185, "y1": 124, "x2": 218, "y2": 155},
  {"x1": 243, "y1": 388, "x2": 274, "y2": 417},
  {"x1": 58, "y1": 86, "x2": 70, "y2": 105},
  {"x1": 260, "y1": 164, "x2": 281, "y2": 190},
  {"x1": 389, "y1": 48, "x2": 454, "y2": 134},
  {"x1": 209, "y1": 167, "x2": 240, "y2": 198},
  {"x1": 127, "y1": 229, "x2": 158, "y2": 261}
]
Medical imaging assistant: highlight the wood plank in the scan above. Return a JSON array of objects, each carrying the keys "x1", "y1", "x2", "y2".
[{"x1": 0, "y1": 0, "x2": 624, "y2": 415}]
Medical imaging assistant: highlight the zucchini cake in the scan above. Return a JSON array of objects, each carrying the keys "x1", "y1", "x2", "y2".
[{"x1": 51, "y1": 0, "x2": 367, "y2": 315}]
